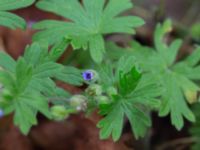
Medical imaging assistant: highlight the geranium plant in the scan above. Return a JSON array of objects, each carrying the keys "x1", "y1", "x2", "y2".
[{"x1": 0, "y1": 0, "x2": 200, "y2": 147}]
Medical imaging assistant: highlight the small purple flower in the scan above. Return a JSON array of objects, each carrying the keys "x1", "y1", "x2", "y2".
[
  {"x1": 82, "y1": 70, "x2": 94, "y2": 81},
  {"x1": 0, "y1": 109, "x2": 4, "y2": 118}
]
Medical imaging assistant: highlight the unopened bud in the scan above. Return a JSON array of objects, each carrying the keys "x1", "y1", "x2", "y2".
[
  {"x1": 50, "y1": 105, "x2": 69, "y2": 121},
  {"x1": 69, "y1": 95, "x2": 87, "y2": 111},
  {"x1": 86, "y1": 84, "x2": 102, "y2": 96},
  {"x1": 96, "y1": 95, "x2": 111, "y2": 105}
]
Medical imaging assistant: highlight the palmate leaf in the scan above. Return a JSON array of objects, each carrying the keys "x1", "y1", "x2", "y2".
[
  {"x1": 13, "y1": 92, "x2": 51, "y2": 135},
  {"x1": 97, "y1": 102, "x2": 124, "y2": 141},
  {"x1": 24, "y1": 42, "x2": 83, "y2": 86},
  {"x1": 130, "y1": 20, "x2": 200, "y2": 130},
  {"x1": 33, "y1": 0, "x2": 144, "y2": 63},
  {"x1": 15, "y1": 57, "x2": 33, "y2": 93},
  {"x1": 97, "y1": 56, "x2": 162, "y2": 141},
  {"x1": 159, "y1": 72, "x2": 196, "y2": 129},
  {"x1": 0, "y1": 0, "x2": 35, "y2": 10},
  {"x1": 0, "y1": 0, "x2": 35, "y2": 29},
  {"x1": 0, "y1": 42, "x2": 83, "y2": 134},
  {"x1": 0, "y1": 51, "x2": 16, "y2": 73},
  {"x1": 117, "y1": 56, "x2": 143, "y2": 99},
  {"x1": 0, "y1": 11, "x2": 26, "y2": 29},
  {"x1": 98, "y1": 99, "x2": 152, "y2": 141}
]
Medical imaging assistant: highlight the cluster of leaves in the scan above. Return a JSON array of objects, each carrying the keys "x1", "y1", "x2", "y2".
[
  {"x1": 0, "y1": 41, "x2": 83, "y2": 134},
  {"x1": 128, "y1": 20, "x2": 200, "y2": 130},
  {"x1": 97, "y1": 20, "x2": 200, "y2": 140},
  {"x1": 0, "y1": 0, "x2": 200, "y2": 144},
  {"x1": 33, "y1": 0, "x2": 144, "y2": 63},
  {"x1": 92, "y1": 56, "x2": 162, "y2": 141},
  {"x1": 0, "y1": 0, "x2": 143, "y2": 138}
]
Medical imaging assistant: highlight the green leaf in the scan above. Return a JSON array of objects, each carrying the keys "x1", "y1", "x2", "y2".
[
  {"x1": 24, "y1": 42, "x2": 48, "y2": 66},
  {"x1": 159, "y1": 73, "x2": 195, "y2": 130},
  {"x1": 48, "y1": 38, "x2": 70, "y2": 61},
  {"x1": 154, "y1": 19, "x2": 172, "y2": 53},
  {"x1": 119, "y1": 66, "x2": 141, "y2": 96},
  {"x1": 0, "y1": 0, "x2": 35, "y2": 29},
  {"x1": 0, "y1": 11, "x2": 26, "y2": 29},
  {"x1": 129, "y1": 20, "x2": 199, "y2": 130},
  {"x1": 184, "y1": 46, "x2": 200, "y2": 67},
  {"x1": 116, "y1": 55, "x2": 137, "y2": 78},
  {"x1": 167, "y1": 39, "x2": 182, "y2": 65},
  {"x1": 103, "y1": 0, "x2": 132, "y2": 18},
  {"x1": 0, "y1": 51, "x2": 16, "y2": 73},
  {"x1": 98, "y1": 64, "x2": 115, "y2": 87},
  {"x1": 54, "y1": 66, "x2": 83, "y2": 86},
  {"x1": 98, "y1": 102, "x2": 124, "y2": 142},
  {"x1": 23, "y1": 93, "x2": 51, "y2": 119},
  {"x1": 89, "y1": 34, "x2": 105, "y2": 64},
  {"x1": 28, "y1": 78, "x2": 56, "y2": 96},
  {"x1": 105, "y1": 42, "x2": 131, "y2": 60},
  {"x1": 33, "y1": 62, "x2": 62, "y2": 78},
  {"x1": 15, "y1": 58, "x2": 33, "y2": 93},
  {"x1": 33, "y1": 21, "x2": 74, "y2": 44},
  {"x1": 172, "y1": 47, "x2": 200, "y2": 81},
  {"x1": 97, "y1": 56, "x2": 160, "y2": 141},
  {"x1": 0, "y1": 70, "x2": 15, "y2": 90},
  {"x1": 124, "y1": 102, "x2": 151, "y2": 139},
  {"x1": 101, "y1": 16, "x2": 144, "y2": 34},
  {"x1": 130, "y1": 73, "x2": 162, "y2": 108},
  {"x1": 13, "y1": 92, "x2": 51, "y2": 134},
  {"x1": 34, "y1": 0, "x2": 144, "y2": 63},
  {"x1": 14, "y1": 100, "x2": 37, "y2": 135},
  {"x1": 175, "y1": 74, "x2": 199, "y2": 104},
  {"x1": 0, "y1": 0, "x2": 35, "y2": 10},
  {"x1": 98, "y1": 98, "x2": 151, "y2": 141},
  {"x1": 0, "y1": 42, "x2": 82, "y2": 135},
  {"x1": 153, "y1": 19, "x2": 182, "y2": 66},
  {"x1": 128, "y1": 41, "x2": 156, "y2": 71}
]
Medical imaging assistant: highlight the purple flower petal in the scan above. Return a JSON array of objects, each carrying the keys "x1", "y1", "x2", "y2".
[
  {"x1": 0, "y1": 109, "x2": 4, "y2": 118},
  {"x1": 82, "y1": 70, "x2": 94, "y2": 81}
]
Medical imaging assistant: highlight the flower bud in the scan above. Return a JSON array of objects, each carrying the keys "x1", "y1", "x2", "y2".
[
  {"x1": 85, "y1": 84, "x2": 102, "y2": 96},
  {"x1": 69, "y1": 95, "x2": 87, "y2": 111},
  {"x1": 96, "y1": 95, "x2": 111, "y2": 105},
  {"x1": 50, "y1": 105, "x2": 69, "y2": 121}
]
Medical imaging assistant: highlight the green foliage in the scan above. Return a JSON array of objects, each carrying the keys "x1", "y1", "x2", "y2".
[
  {"x1": 93, "y1": 56, "x2": 162, "y2": 141},
  {"x1": 0, "y1": 42, "x2": 83, "y2": 134},
  {"x1": 0, "y1": 0, "x2": 35, "y2": 29},
  {"x1": 33, "y1": 0, "x2": 144, "y2": 63},
  {"x1": 0, "y1": 0, "x2": 199, "y2": 143},
  {"x1": 129, "y1": 20, "x2": 199, "y2": 130}
]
